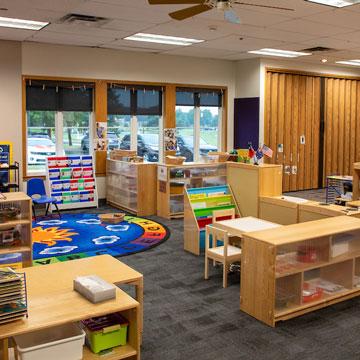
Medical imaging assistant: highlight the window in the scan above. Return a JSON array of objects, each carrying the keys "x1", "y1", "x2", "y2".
[
  {"x1": 107, "y1": 85, "x2": 163, "y2": 162},
  {"x1": 176, "y1": 88, "x2": 222, "y2": 162},
  {"x1": 25, "y1": 80, "x2": 94, "y2": 175}
]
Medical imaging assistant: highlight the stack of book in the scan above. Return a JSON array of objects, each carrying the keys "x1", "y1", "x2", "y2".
[{"x1": 0, "y1": 267, "x2": 28, "y2": 325}]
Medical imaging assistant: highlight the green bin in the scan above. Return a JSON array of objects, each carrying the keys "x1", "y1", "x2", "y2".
[{"x1": 82, "y1": 313, "x2": 128, "y2": 354}]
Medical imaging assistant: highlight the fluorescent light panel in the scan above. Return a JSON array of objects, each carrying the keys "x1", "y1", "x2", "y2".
[
  {"x1": 0, "y1": 16, "x2": 48, "y2": 30},
  {"x1": 248, "y1": 48, "x2": 312, "y2": 58},
  {"x1": 336, "y1": 59, "x2": 360, "y2": 66},
  {"x1": 305, "y1": 0, "x2": 360, "y2": 8},
  {"x1": 124, "y1": 33, "x2": 204, "y2": 46}
]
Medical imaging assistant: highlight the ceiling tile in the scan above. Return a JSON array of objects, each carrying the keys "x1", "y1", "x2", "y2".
[
  {"x1": 0, "y1": 28, "x2": 35, "y2": 41},
  {"x1": 270, "y1": 18, "x2": 352, "y2": 37},
  {"x1": 162, "y1": 46, "x2": 239, "y2": 59},
  {"x1": 105, "y1": 38, "x2": 180, "y2": 51}
]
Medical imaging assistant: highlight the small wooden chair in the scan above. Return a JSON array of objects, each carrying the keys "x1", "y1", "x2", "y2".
[
  {"x1": 204, "y1": 225, "x2": 242, "y2": 288},
  {"x1": 212, "y1": 208, "x2": 236, "y2": 223}
]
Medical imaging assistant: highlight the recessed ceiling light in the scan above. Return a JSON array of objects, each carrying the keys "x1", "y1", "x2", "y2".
[
  {"x1": 124, "y1": 33, "x2": 204, "y2": 46},
  {"x1": 0, "y1": 16, "x2": 48, "y2": 30},
  {"x1": 321, "y1": 58, "x2": 328, "y2": 63},
  {"x1": 336, "y1": 59, "x2": 360, "y2": 66},
  {"x1": 305, "y1": 0, "x2": 360, "y2": 8},
  {"x1": 248, "y1": 48, "x2": 312, "y2": 58}
]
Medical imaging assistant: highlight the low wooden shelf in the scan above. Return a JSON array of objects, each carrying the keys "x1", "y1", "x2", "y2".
[
  {"x1": 106, "y1": 160, "x2": 157, "y2": 216},
  {"x1": 0, "y1": 192, "x2": 32, "y2": 268},
  {"x1": 157, "y1": 162, "x2": 227, "y2": 219},
  {"x1": 240, "y1": 216, "x2": 360, "y2": 327}
]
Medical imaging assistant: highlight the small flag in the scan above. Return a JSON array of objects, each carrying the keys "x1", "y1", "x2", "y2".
[
  {"x1": 262, "y1": 144, "x2": 273, "y2": 158},
  {"x1": 248, "y1": 145, "x2": 255, "y2": 159},
  {"x1": 256, "y1": 148, "x2": 264, "y2": 160}
]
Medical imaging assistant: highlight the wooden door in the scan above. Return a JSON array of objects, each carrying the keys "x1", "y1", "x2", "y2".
[
  {"x1": 265, "y1": 71, "x2": 321, "y2": 192},
  {"x1": 324, "y1": 78, "x2": 360, "y2": 181}
]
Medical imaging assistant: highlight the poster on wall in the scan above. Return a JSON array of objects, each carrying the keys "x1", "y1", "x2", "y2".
[
  {"x1": 0, "y1": 142, "x2": 12, "y2": 185},
  {"x1": 164, "y1": 128, "x2": 177, "y2": 151},
  {"x1": 94, "y1": 122, "x2": 107, "y2": 151}
]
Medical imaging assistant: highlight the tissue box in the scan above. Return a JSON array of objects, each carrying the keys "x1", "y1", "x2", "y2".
[{"x1": 73, "y1": 275, "x2": 116, "y2": 303}]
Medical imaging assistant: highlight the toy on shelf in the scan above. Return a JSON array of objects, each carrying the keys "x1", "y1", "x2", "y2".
[
  {"x1": 184, "y1": 185, "x2": 240, "y2": 255},
  {"x1": 46, "y1": 155, "x2": 98, "y2": 210}
]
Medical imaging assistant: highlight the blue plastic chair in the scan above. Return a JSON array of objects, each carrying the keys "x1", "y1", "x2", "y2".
[{"x1": 27, "y1": 178, "x2": 61, "y2": 220}]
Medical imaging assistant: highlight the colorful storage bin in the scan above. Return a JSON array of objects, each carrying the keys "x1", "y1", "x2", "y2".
[
  {"x1": 0, "y1": 253, "x2": 22, "y2": 270},
  {"x1": 82, "y1": 313, "x2": 128, "y2": 354}
]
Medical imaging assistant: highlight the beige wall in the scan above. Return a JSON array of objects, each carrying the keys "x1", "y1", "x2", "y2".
[
  {"x1": 0, "y1": 40, "x2": 22, "y2": 183},
  {"x1": 22, "y1": 42, "x2": 237, "y2": 150}
]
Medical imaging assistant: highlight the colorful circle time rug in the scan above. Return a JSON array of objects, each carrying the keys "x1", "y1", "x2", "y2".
[{"x1": 32, "y1": 213, "x2": 169, "y2": 266}]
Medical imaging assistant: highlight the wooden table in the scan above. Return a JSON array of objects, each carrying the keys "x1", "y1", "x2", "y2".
[
  {"x1": 212, "y1": 216, "x2": 281, "y2": 238},
  {"x1": 0, "y1": 255, "x2": 143, "y2": 360}
]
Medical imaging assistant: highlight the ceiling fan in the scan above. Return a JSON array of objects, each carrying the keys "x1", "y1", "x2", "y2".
[{"x1": 148, "y1": 0, "x2": 294, "y2": 24}]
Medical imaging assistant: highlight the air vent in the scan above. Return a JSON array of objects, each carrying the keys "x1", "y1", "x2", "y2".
[
  {"x1": 58, "y1": 14, "x2": 110, "y2": 27},
  {"x1": 301, "y1": 46, "x2": 336, "y2": 53}
]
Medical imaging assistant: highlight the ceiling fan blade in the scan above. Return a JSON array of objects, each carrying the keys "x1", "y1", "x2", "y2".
[
  {"x1": 169, "y1": 4, "x2": 212, "y2": 20},
  {"x1": 224, "y1": 9, "x2": 240, "y2": 24},
  {"x1": 233, "y1": 2, "x2": 294, "y2": 11},
  {"x1": 148, "y1": 0, "x2": 203, "y2": 4}
]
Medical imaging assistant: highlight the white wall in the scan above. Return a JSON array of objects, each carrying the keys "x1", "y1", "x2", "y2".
[
  {"x1": 0, "y1": 40, "x2": 22, "y2": 185},
  {"x1": 235, "y1": 58, "x2": 261, "y2": 98}
]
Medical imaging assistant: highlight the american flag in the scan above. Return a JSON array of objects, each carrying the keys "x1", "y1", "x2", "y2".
[{"x1": 262, "y1": 145, "x2": 273, "y2": 158}]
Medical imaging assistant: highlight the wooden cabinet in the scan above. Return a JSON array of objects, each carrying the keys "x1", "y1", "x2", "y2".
[
  {"x1": 241, "y1": 216, "x2": 360, "y2": 327},
  {"x1": 157, "y1": 163, "x2": 227, "y2": 219},
  {"x1": 106, "y1": 160, "x2": 157, "y2": 216},
  {"x1": 0, "y1": 192, "x2": 32, "y2": 268},
  {"x1": 226, "y1": 163, "x2": 282, "y2": 217},
  {"x1": 353, "y1": 162, "x2": 360, "y2": 200},
  {"x1": 298, "y1": 201, "x2": 360, "y2": 223}
]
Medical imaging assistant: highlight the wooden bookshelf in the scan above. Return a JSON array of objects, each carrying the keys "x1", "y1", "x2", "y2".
[
  {"x1": 227, "y1": 163, "x2": 282, "y2": 217},
  {"x1": 240, "y1": 216, "x2": 360, "y2": 327},
  {"x1": 157, "y1": 163, "x2": 227, "y2": 219},
  {"x1": 0, "y1": 192, "x2": 32, "y2": 268},
  {"x1": 353, "y1": 162, "x2": 360, "y2": 200},
  {"x1": 106, "y1": 160, "x2": 157, "y2": 216},
  {"x1": 184, "y1": 185, "x2": 240, "y2": 255}
]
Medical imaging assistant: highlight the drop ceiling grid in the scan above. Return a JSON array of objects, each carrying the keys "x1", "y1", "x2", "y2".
[{"x1": 0, "y1": 0, "x2": 359, "y2": 63}]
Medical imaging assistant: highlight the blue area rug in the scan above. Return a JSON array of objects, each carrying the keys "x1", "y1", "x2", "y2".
[{"x1": 32, "y1": 213, "x2": 169, "y2": 266}]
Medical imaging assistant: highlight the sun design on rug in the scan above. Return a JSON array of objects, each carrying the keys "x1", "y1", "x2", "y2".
[{"x1": 32, "y1": 226, "x2": 78, "y2": 247}]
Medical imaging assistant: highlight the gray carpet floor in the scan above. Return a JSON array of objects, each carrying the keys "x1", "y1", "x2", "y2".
[{"x1": 62, "y1": 192, "x2": 360, "y2": 360}]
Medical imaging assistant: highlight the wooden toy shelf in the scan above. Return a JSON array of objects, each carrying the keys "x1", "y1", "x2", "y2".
[
  {"x1": 184, "y1": 185, "x2": 240, "y2": 255},
  {"x1": 157, "y1": 163, "x2": 227, "y2": 219},
  {"x1": 106, "y1": 159, "x2": 157, "y2": 216},
  {"x1": 0, "y1": 192, "x2": 32, "y2": 268},
  {"x1": 240, "y1": 216, "x2": 360, "y2": 327}
]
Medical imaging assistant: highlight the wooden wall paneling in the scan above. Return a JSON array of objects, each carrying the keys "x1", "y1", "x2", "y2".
[
  {"x1": 304, "y1": 76, "x2": 313, "y2": 189},
  {"x1": 324, "y1": 78, "x2": 332, "y2": 182},
  {"x1": 297, "y1": 76, "x2": 306, "y2": 190},
  {"x1": 264, "y1": 72, "x2": 272, "y2": 161},
  {"x1": 356, "y1": 82, "x2": 360, "y2": 164},
  {"x1": 332, "y1": 79, "x2": 340, "y2": 175},
  {"x1": 290, "y1": 75, "x2": 299, "y2": 191},
  {"x1": 270, "y1": 73, "x2": 279, "y2": 164},
  {"x1": 277, "y1": 74, "x2": 285, "y2": 170},
  {"x1": 312, "y1": 78, "x2": 321, "y2": 189},
  {"x1": 338, "y1": 79, "x2": 345, "y2": 175},
  {"x1": 344, "y1": 80, "x2": 351, "y2": 175},
  {"x1": 350, "y1": 81, "x2": 357, "y2": 171},
  {"x1": 283, "y1": 75, "x2": 293, "y2": 192}
]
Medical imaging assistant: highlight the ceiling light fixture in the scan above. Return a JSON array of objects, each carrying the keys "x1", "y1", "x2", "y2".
[
  {"x1": 0, "y1": 16, "x2": 48, "y2": 30},
  {"x1": 124, "y1": 33, "x2": 204, "y2": 46},
  {"x1": 336, "y1": 59, "x2": 360, "y2": 66},
  {"x1": 321, "y1": 58, "x2": 328, "y2": 63},
  {"x1": 305, "y1": 0, "x2": 360, "y2": 8},
  {"x1": 248, "y1": 48, "x2": 312, "y2": 58}
]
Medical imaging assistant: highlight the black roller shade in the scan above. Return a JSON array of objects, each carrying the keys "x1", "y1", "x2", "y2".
[
  {"x1": 26, "y1": 80, "x2": 94, "y2": 112},
  {"x1": 176, "y1": 88, "x2": 223, "y2": 107},
  {"x1": 137, "y1": 89, "x2": 162, "y2": 115},
  {"x1": 108, "y1": 85, "x2": 163, "y2": 115},
  {"x1": 107, "y1": 87, "x2": 131, "y2": 115}
]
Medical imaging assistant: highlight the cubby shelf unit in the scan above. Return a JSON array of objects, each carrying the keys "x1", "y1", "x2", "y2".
[
  {"x1": 240, "y1": 216, "x2": 360, "y2": 327},
  {"x1": 184, "y1": 185, "x2": 240, "y2": 255}
]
